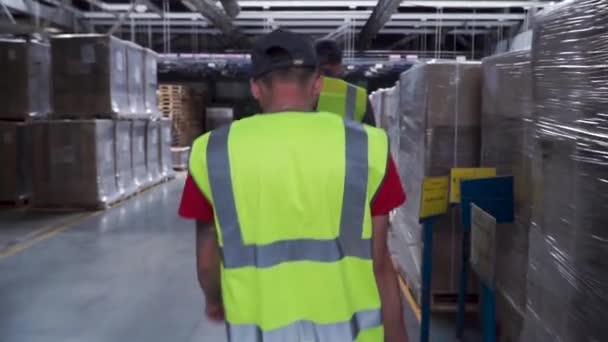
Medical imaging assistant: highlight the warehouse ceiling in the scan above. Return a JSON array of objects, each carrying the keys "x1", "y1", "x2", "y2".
[{"x1": 2, "y1": 0, "x2": 556, "y2": 56}]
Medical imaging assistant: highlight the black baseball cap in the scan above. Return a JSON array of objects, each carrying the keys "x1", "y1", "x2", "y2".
[
  {"x1": 251, "y1": 29, "x2": 318, "y2": 79},
  {"x1": 315, "y1": 39, "x2": 343, "y2": 65}
]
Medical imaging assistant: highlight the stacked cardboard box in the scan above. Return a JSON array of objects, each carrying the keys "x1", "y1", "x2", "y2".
[
  {"x1": 143, "y1": 49, "x2": 160, "y2": 119},
  {"x1": 131, "y1": 120, "x2": 148, "y2": 189},
  {"x1": 145, "y1": 120, "x2": 162, "y2": 184},
  {"x1": 30, "y1": 120, "x2": 120, "y2": 209},
  {"x1": 0, "y1": 39, "x2": 51, "y2": 120},
  {"x1": 0, "y1": 40, "x2": 50, "y2": 203},
  {"x1": 126, "y1": 42, "x2": 146, "y2": 117},
  {"x1": 19, "y1": 35, "x2": 171, "y2": 210},
  {"x1": 51, "y1": 34, "x2": 133, "y2": 119},
  {"x1": 114, "y1": 120, "x2": 136, "y2": 198},
  {"x1": 391, "y1": 61, "x2": 482, "y2": 306},
  {"x1": 481, "y1": 50, "x2": 532, "y2": 342},
  {"x1": 0, "y1": 122, "x2": 31, "y2": 203},
  {"x1": 521, "y1": 1, "x2": 608, "y2": 340},
  {"x1": 159, "y1": 118, "x2": 175, "y2": 178}
]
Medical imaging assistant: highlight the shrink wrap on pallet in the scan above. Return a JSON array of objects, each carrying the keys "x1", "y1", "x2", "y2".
[
  {"x1": 171, "y1": 147, "x2": 190, "y2": 170},
  {"x1": 390, "y1": 61, "x2": 482, "y2": 304},
  {"x1": 521, "y1": 1, "x2": 608, "y2": 341},
  {"x1": 0, "y1": 40, "x2": 50, "y2": 120},
  {"x1": 145, "y1": 120, "x2": 162, "y2": 184},
  {"x1": 51, "y1": 34, "x2": 130, "y2": 119},
  {"x1": 114, "y1": 120, "x2": 136, "y2": 198},
  {"x1": 126, "y1": 42, "x2": 147, "y2": 117},
  {"x1": 131, "y1": 120, "x2": 148, "y2": 189},
  {"x1": 0, "y1": 122, "x2": 31, "y2": 202},
  {"x1": 144, "y1": 48, "x2": 160, "y2": 119},
  {"x1": 30, "y1": 120, "x2": 119, "y2": 209},
  {"x1": 159, "y1": 118, "x2": 174, "y2": 179},
  {"x1": 481, "y1": 50, "x2": 532, "y2": 342}
]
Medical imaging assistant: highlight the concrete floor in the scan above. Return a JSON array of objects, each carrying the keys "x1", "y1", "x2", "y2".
[{"x1": 0, "y1": 174, "x2": 479, "y2": 342}]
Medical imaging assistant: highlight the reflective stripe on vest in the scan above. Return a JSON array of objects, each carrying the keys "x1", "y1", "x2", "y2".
[
  {"x1": 227, "y1": 308, "x2": 382, "y2": 342},
  {"x1": 206, "y1": 119, "x2": 370, "y2": 269},
  {"x1": 345, "y1": 83, "x2": 358, "y2": 120}
]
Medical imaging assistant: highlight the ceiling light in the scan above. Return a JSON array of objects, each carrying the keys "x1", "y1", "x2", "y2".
[
  {"x1": 134, "y1": 4, "x2": 148, "y2": 13},
  {"x1": 347, "y1": 65, "x2": 355, "y2": 70}
]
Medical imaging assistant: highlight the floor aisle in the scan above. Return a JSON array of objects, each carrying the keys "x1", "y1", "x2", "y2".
[{"x1": 0, "y1": 174, "x2": 475, "y2": 341}]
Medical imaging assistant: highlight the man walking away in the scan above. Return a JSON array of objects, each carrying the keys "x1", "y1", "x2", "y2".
[
  {"x1": 315, "y1": 39, "x2": 377, "y2": 126},
  {"x1": 179, "y1": 29, "x2": 408, "y2": 342}
]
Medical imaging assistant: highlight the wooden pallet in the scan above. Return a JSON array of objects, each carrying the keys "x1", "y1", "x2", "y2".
[{"x1": 431, "y1": 292, "x2": 479, "y2": 313}]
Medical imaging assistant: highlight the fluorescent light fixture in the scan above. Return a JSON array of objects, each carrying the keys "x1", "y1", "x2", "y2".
[
  {"x1": 135, "y1": 4, "x2": 148, "y2": 13},
  {"x1": 347, "y1": 65, "x2": 355, "y2": 70}
]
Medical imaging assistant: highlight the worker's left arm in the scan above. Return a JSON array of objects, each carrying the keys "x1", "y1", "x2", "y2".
[{"x1": 362, "y1": 99, "x2": 378, "y2": 127}]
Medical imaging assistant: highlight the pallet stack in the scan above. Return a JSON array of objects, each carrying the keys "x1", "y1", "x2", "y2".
[
  {"x1": 158, "y1": 84, "x2": 205, "y2": 171},
  {"x1": 1, "y1": 34, "x2": 173, "y2": 210},
  {"x1": 0, "y1": 39, "x2": 50, "y2": 206},
  {"x1": 391, "y1": 61, "x2": 483, "y2": 312}
]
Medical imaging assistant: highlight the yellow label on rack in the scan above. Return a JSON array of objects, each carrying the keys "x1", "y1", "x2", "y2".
[
  {"x1": 450, "y1": 168, "x2": 497, "y2": 203},
  {"x1": 419, "y1": 176, "x2": 450, "y2": 219}
]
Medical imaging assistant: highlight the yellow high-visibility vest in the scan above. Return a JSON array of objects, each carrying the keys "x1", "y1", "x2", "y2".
[
  {"x1": 317, "y1": 77, "x2": 368, "y2": 122},
  {"x1": 189, "y1": 112, "x2": 389, "y2": 342}
]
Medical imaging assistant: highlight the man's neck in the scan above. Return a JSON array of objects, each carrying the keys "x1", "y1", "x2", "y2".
[{"x1": 264, "y1": 100, "x2": 314, "y2": 113}]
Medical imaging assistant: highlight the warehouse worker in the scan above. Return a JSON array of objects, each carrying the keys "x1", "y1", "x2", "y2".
[
  {"x1": 315, "y1": 39, "x2": 377, "y2": 126},
  {"x1": 179, "y1": 29, "x2": 408, "y2": 342}
]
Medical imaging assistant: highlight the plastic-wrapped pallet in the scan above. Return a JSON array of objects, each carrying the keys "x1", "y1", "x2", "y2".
[
  {"x1": 368, "y1": 90, "x2": 383, "y2": 126},
  {"x1": 391, "y1": 61, "x2": 482, "y2": 305},
  {"x1": 126, "y1": 42, "x2": 147, "y2": 117},
  {"x1": 481, "y1": 50, "x2": 532, "y2": 342},
  {"x1": 0, "y1": 39, "x2": 50, "y2": 120},
  {"x1": 384, "y1": 85, "x2": 400, "y2": 163},
  {"x1": 143, "y1": 48, "x2": 160, "y2": 119},
  {"x1": 131, "y1": 120, "x2": 148, "y2": 189},
  {"x1": 206, "y1": 107, "x2": 234, "y2": 131},
  {"x1": 51, "y1": 34, "x2": 130, "y2": 119},
  {"x1": 171, "y1": 146, "x2": 190, "y2": 170},
  {"x1": 145, "y1": 120, "x2": 161, "y2": 185},
  {"x1": 30, "y1": 120, "x2": 119, "y2": 209},
  {"x1": 521, "y1": 1, "x2": 608, "y2": 341},
  {"x1": 159, "y1": 118, "x2": 174, "y2": 179},
  {"x1": 114, "y1": 120, "x2": 136, "y2": 198},
  {"x1": 0, "y1": 122, "x2": 31, "y2": 202}
]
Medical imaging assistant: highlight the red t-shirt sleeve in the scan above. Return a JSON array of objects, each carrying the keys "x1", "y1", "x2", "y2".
[
  {"x1": 178, "y1": 173, "x2": 214, "y2": 222},
  {"x1": 371, "y1": 157, "x2": 406, "y2": 216}
]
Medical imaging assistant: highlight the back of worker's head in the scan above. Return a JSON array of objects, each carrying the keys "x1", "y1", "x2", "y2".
[
  {"x1": 250, "y1": 29, "x2": 322, "y2": 113},
  {"x1": 315, "y1": 39, "x2": 343, "y2": 78}
]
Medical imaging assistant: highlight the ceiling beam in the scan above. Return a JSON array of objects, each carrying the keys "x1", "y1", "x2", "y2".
[
  {"x1": 226, "y1": 0, "x2": 554, "y2": 8},
  {"x1": 3, "y1": 0, "x2": 83, "y2": 29},
  {"x1": 218, "y1": 0, "x2": 240, "y2": 18},
  {"x1": 84, "y1": 11, "x2": 526, "y2": 21},
  {"x1": 182, "y1": 0, "x2": 251, "y2": 49},
  {"x1": 89, "y1": 19, "x2": 520, "y2": 28},
  {"x1": 112, "y1": 27, "x2": 492, "y2": 35},
  {"x1": 357, "y1": 0, "x2": 402, "y2": 49}
]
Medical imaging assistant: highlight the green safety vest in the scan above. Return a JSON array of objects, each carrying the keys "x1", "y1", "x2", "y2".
[
  {"x1": 189, "y1": 112, "x2": 388, "y2": 342},
  {"x1": 317, "y1": 77, "x2": 368, "y2": 122}
]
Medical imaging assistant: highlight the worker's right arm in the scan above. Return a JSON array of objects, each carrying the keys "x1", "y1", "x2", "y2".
[
  {"x1": 372, "y1": 215, "x2": 408, "y2": 342},
  {"x1": 370, "y1": 158, "x2": 408, "y2": 342},
  {"x1": 179, "y1": 174, "x2": 224, "y2": 321}
]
